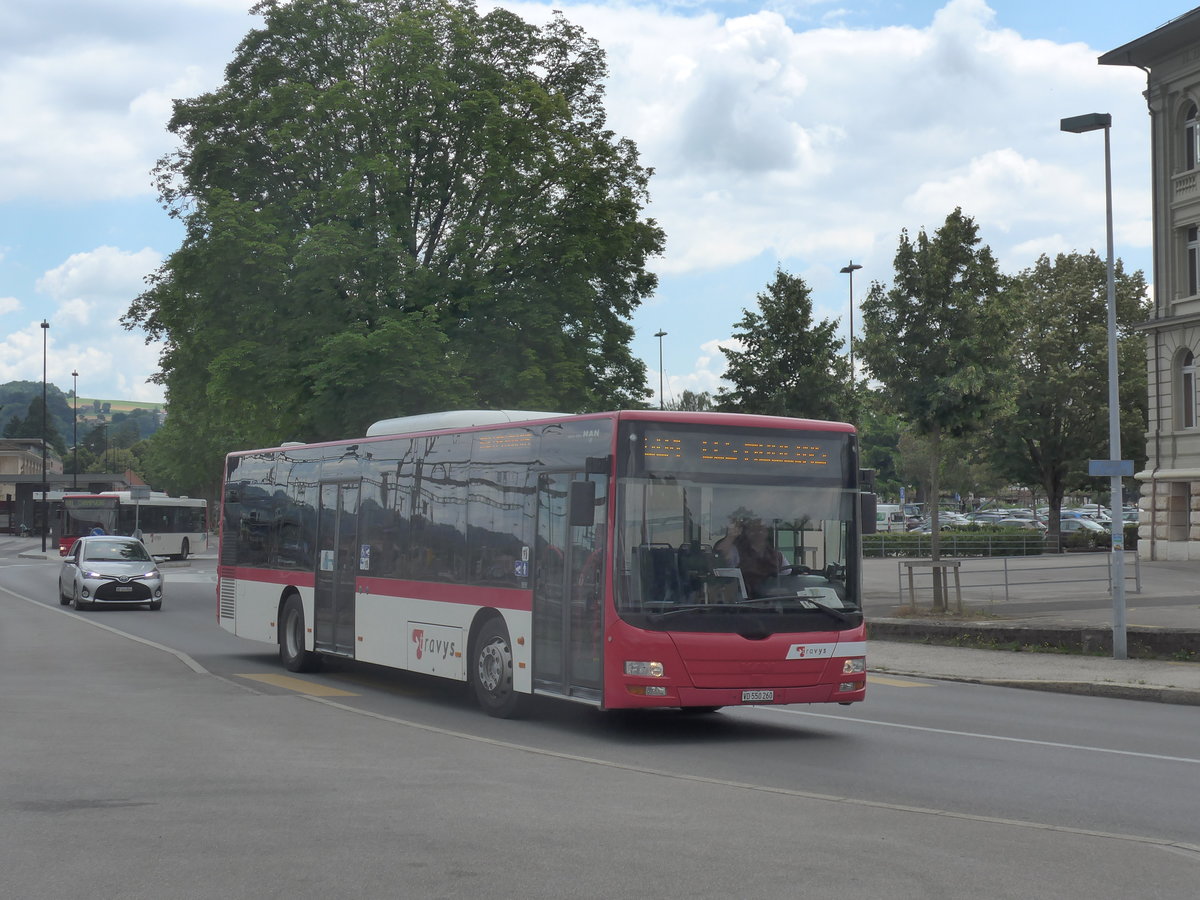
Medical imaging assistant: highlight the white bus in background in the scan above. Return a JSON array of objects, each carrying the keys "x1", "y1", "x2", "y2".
[{"x1": 59, "y1": 492, "x2": 208, "y2": 560}]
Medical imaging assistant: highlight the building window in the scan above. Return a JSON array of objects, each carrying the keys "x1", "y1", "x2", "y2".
[
  {"x1": 1188, "y1": 104, "x2": 1200, "y2": 170},
  {"x1": 1183, "y1": 350, "x2": 1197, "y2": 429},
  {"x1": 1189, "y1": 227, "x2": 1200, "y2": 297}
]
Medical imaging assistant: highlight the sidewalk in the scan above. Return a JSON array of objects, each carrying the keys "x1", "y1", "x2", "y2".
[{"x1": 862, "y1": 555, "x2": 1200, "y2": 705}]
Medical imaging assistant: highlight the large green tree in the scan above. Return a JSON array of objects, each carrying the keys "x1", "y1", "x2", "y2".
[
  {"x1": 125, "y1": 0, "x2": 664, "y2": 496},
  {"x1": 859, "y1": 209, "x2": 1016, "y2": 606},
  {"x1": 716, "y1": 268, "x2": 853, "y2": 420},
  {"x1": 4, "y1": 396, "x2": 67, "y2": 457},
  {"x1": 989, "y1": 252, "x2": 1149, "y2": 546}
]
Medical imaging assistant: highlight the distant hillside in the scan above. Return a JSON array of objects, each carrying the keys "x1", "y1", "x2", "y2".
[{"x1": 76, "y1": 398, "x2": 165, "y2": 413}]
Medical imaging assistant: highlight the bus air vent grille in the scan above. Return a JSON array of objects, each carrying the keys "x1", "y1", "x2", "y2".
[{"x1": 218, "y1": 578, "x2": 236, "y2": 619}]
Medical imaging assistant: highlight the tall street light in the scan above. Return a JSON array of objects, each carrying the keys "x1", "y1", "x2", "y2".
[
  {"x1": 840, "y1": 262, "x2": 863, "y2": 381},
  {"x1": 72, "y1": 369, "x2": 79, "y2": 490},
  {"x1": 654, "y1": 329, "x2": 668, "y2": 410},
  {"x1": 40, "y1": 320, "x2": 49, "y2": 552},
  {"x1": 1060, "y1": 111, "x2": 1127, "y2": 660}
]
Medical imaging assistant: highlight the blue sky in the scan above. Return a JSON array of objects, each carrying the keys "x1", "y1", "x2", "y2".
[{"x1": 0, "y1": 0, "x2": 1192, "y2": 407}]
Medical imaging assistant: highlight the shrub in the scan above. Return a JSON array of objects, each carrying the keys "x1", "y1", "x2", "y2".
[{"x1": 863, "y1": 526, "x2": 1046, "y2": 558}]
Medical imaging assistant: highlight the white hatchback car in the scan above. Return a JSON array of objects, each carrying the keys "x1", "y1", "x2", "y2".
[{"x1": 58, "y1": 536, "x2": 164, "y2": 611}]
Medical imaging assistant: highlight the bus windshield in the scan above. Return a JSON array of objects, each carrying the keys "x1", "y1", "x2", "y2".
[
  {"x1": 615, "y1": 421, "x2": 862, "y2": 632},
  {"x1": 61, "y1": 497, "x2": 120, "y2": 538}
]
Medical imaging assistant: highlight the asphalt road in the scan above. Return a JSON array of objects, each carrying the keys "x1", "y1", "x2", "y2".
[{"x1": 2, "y1": 550, "x2": 1198, "y2": 898}]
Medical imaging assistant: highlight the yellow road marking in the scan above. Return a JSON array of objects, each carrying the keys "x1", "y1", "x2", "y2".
[
  {"x1": 868, "y1": 674, "x2": 930, "y2": 688},
  {"x1": 236, "y1": 673, "x2": 358, "y2": 697}
]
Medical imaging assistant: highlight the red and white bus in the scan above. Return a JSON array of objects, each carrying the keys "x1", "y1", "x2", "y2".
[
  {"x1": 217, "y1": 410, "x2": 869, "y2": 716},
  {"x1": 59, "y1": 492, "x2": 208, "y2": 560}
]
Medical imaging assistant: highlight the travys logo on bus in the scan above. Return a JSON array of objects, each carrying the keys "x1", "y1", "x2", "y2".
[
  {"x1": 412, "y1": 629, "x2": 457, "y2": 661},
  {"x1": 786, "y1": 643, "x2": 836, "y2": 660}
]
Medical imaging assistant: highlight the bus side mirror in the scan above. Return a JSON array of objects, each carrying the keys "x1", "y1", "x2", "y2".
[
  {"x1": 860, "y1": 492, "x2": 878, "y2": 535},
  {"x1": 569, "y1": 480, "x2": 597, "y2": 527}
]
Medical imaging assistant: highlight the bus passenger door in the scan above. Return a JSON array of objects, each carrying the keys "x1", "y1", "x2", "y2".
[
  {"x1": 533, "y1": 472, "x2": 605, "y2": 700},
  {"x1": 314, "y1": 480, "x2": 359, "y2": 657}
]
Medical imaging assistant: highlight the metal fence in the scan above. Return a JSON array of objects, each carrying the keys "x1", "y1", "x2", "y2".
[{"x1": 892, "y1": 551, "x2": 1142, "y2": 610}]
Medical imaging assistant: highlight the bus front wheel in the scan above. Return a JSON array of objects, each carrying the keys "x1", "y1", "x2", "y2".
[
  {"x1": 174, "y1": 539, "x2": 189, "y2": 561},
  {"x1": 280, "y1": 595, "x2": 321, "y2": 673},
  {"x1": 473, "y1": 617, "x2": 522, "y2": 718}
]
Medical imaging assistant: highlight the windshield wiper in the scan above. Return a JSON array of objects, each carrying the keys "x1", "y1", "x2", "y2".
[
  {"x1": 736, "y1": 596, "x2": 852, "y2": 623},
  {"x1": 645, "y1": 604, "x2": 745, "y2": 620}
]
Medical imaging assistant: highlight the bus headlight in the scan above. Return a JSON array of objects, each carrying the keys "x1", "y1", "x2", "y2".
[
  {"x1": 624, "y1": 661, "x2": 664, "y2": 677},
  {"x1": 842, "y1": 658, "x2": 866, "y2": 675}
]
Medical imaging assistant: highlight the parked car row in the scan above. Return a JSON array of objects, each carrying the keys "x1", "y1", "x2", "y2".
[{"x1": 891, "y1": 505, "x2": 1133, "y2": 550}]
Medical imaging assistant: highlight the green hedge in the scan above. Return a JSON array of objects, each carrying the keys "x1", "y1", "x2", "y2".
[{"x1": 863, "y1": 527, "x2": 1046, "y2": 558}]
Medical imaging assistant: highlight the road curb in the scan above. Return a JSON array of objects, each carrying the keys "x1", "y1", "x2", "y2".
[
  {"x1": 872, "y1": 666, "x2": 1200, "y2": 706},
  {"x1": 868, "y1": 617, "x2": 1200, "y2": 660}
]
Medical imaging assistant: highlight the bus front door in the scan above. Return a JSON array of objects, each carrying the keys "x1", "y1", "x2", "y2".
[
  {"x1": 314, "y1": 480, "x2": 359, "y2": 657},
  {"x1": 533, "y1": 472, "x2": 604, "y2": 701}
]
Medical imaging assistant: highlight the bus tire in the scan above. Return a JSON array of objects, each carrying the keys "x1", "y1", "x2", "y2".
[
  {"x1": 473, "y1": 617, "x2": 522, "y2": 718},
  {"x1": 279, "y1": 595, "x2": 321, "y2": 673},
  {"x1": 175, "y1": 539, "x2": 190, "y2": 561}
]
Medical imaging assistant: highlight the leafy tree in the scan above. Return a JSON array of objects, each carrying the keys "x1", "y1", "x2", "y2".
[
  {"x1": 666, "y1": 390, "x2": 714, "y2": 411},
  {"x1": 3, "y1": 396, "x2": 67, "y2": 456},
  {"x1": 716, "y1": 268, "x2": 853, "y2": 420},
  {"x1": 989, "y1": 252, "x2": 1149, "y2": 546},
  {"x1": 0, "y1": 381, "x2": 74, "y2": 447},
  {"x1": 124, "y1": 0, "x2": 663, "y2": 488},
  {"x1": 859, "y1": 209, "x2": 1016, "y2": 607},
  {"x1": 86, "y1": 446, "x2": 137, "y2": 477},
  {"x1": 856, "y1": 392, "x2": 905, "y2": 501}
]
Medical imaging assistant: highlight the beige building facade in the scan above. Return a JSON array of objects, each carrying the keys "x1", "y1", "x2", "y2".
[{"x1": 1103, "y1": 8, "x2": 1200, "y2": 560}]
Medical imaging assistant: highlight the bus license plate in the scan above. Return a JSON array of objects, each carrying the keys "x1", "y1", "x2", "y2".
[{"x1": 742, "y1": 690, "x2": 774, "y2": 703}]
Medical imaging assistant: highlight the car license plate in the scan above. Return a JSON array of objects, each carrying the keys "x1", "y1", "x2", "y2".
[
  {"x1": 115, "y1": 586, "x2": 133, "y2": 592},
  {"x1": 741, "y1": 690, "x2": 774, "y2": 703}
]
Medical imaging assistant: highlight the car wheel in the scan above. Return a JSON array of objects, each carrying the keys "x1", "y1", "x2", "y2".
[
  {"x1": 473, "y1": 617, "x2": 523, "y2": 718},
  {"x1": 58, "y1": 581, "x2": 71, "y2": 606},
  {"x1": 279, "y1": 594, "x2": 321, "y2": 673},
  {"x1": 149, "y1": 599, "x2": 162, "y2": 611},
  {"x1": 71, "y1": 587, "x2": 89, "y2": 611}
]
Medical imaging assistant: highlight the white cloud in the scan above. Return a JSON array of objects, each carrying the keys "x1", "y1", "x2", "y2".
[
  {"x1": 0, "y1": 296, "x2": 20, "y2": 315},
  {"x1": 27, "y1": 246, "x2": 166, "y2": 401}
]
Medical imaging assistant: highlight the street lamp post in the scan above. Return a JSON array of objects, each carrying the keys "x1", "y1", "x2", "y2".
[
  {"x1": 1060, "y1": 111, "x2": 1127, "y2": 660},
  {"x1": 840, "y1": 262, "x2": 863, "y2": 381},
  {"x1": 654, "y1": 329, "x2": 668, "y2": 410},
  {"x1": 72, "y1": 369, "x2": 79, "y2": 490},
  {"x1": 40, "y1": 320, "x2": 49, "y2": 552}
]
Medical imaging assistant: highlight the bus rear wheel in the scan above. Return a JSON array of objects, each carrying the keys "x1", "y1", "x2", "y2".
[
  {"x1": 174, "y1": 538, "x2": 189, "y2": 561},
  {"x1": 280, "y1": 595, "x2": 321, "y2": 673},
  {"x1": 473, "y1": 617, "x2": 522, "y2": 718}
]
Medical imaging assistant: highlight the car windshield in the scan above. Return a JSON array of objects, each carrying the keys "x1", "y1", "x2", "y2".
[
  {"x1": 84, "y1": 540, "x2": 152, "y2": 563},
  {"x1": 614, "y1": 476, "x2": 862, "y2": 633}
]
